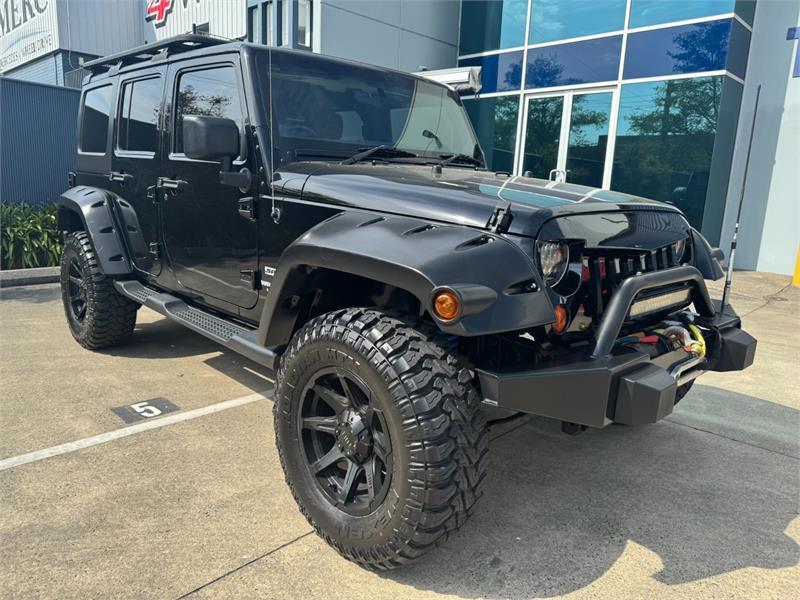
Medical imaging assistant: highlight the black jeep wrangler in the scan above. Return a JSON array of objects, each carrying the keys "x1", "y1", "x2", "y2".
[{"x1": 58, "y1": 35, "x2": 756, "y2": 569}]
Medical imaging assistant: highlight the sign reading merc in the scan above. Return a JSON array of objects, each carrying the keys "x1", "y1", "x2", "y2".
[{"x1": 0, "y1": 0, "x2": 58, "y2": 73}]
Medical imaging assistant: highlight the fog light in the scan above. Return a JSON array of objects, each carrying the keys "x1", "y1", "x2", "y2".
[
  {"x1": 629, "y1": 289, "x2": 692, "y2": 318},
  {"x1": 433, "y1": 289, "x2": 460, "y2": 321}
]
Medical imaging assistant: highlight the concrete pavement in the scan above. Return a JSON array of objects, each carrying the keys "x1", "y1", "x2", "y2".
[{"x1": 1, "y1": 273, "x2": 798, "y2": 599}]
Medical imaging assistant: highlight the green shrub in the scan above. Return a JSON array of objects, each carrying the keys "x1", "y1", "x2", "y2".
[{"x1": 0, "y1": 203, "x2": 63, "y2": 270}]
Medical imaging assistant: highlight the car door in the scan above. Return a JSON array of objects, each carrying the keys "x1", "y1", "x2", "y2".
[
  {"x1": 160, "y1": 57, "x2": 259, "y2": 311},
  {"x1": 110, "y1": 67, "x2": 166, "y2": 277}
]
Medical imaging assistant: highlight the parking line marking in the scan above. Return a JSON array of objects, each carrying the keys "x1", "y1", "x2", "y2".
[{"x1": 0, "y1": 390, "x2": 271, "y2": 472}]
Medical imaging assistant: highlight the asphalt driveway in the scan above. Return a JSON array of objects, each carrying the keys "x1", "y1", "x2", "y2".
[{"x1": 1, "y1": 273, "x2": 798, "y2": 599}]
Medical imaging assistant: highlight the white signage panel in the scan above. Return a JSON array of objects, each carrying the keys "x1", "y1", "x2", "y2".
[{"x1": 0, "y1": 0, "x2": 59, "y2": 73}]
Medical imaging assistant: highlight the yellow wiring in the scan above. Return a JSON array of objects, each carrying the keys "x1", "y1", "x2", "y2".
[{"x1": 688, "y1": 323, "x2": 706, "y2": 357}]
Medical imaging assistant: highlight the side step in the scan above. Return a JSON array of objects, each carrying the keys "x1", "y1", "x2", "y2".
[{"x1": 115, "y1": 280, "x2": 280, "y2": 371}]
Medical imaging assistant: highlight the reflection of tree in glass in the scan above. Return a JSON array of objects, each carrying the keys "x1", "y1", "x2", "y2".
[
  {"x1": 504, "y1": 61, "x2": 523, "y2": 90},
  {"x1": 493, "y1": 97, "x2": 519, "y2": 152},
  {"x1": 669, "y1": 21, "x2": 728, "y2": 74},
  {"x1": 627, "y1": 22, "x2": 725, "y2": 141},
  {"x1": 177, "y1": 84, "x2": 232, "y2": 120},
  {"x1": 611, "y1": 22, "x2": 729, "y2": 225},
  {"x1": 569, "y1": 96, "x2": 608, "y2": 147},
  {"x1": 525, "y1": 55, "x2": 583, "y2": 89}
]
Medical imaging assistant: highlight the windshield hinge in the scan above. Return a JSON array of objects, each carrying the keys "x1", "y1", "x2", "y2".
[{"x1": 488, "y1": 200, "x2": 513, "y2": 233}]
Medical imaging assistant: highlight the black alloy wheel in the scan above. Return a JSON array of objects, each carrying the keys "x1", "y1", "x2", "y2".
[
  {"x1": 66, "y1": 256, "x2": 88, "y2": 324},
  {"x1": 274, "y1": 308, "x2": 489, "y2": 569},
  {"x1": 298, "y1": 368, "x2": 392, "y2": 516},
  {"x1": 60, "y1": 231, "x2": 138, "y2": 349}
]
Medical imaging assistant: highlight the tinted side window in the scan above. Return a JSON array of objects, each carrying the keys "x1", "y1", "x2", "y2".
[
  {"x1": 174, "y1": 66, "x2": 242, "y2": 154},
  {"x1": 80, "y1": 85, "x2": 113, "y2": 153},
  {"x1": 118, "y1": 77, "x2": 162, "y2": 154}
]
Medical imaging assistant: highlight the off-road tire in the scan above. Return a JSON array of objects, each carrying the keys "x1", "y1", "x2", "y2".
[
  {"x1": 60, "y1": 231, "x2": 138, "y2": 349},
  {"x1": 274, "y1": 308, "x2": 489, "y2": 569}
]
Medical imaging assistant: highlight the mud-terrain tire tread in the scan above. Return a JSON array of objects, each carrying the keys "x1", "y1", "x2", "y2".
[
  {"x1": 60, "y1": 231, "x2": 138, "y2": 349},
  {"x1": 274, "y1": 307, "x2": 489, "y2": 570}
]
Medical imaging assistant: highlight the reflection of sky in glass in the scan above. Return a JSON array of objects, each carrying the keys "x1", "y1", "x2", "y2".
[
  {"x1": 128, "y1": 78, "x2": 161, "y2": 126},
  {"x1": 615, "y1": 81, "x2": 661, "y2": 137},
  {"x1": 629, "y1": 0, "x2": 734, "y2": 28},
  {"x1": 568, "y1": 93, "x2": 612, "y2": 148},
  {"x1": 459, "y1": 0, "x2": 528, "y2": 54},
  {"x1": 525, "y1": 36, "x2": 622, "y2": 88},
  {"x1": 460, "y1": 51, "x2": 523, "y2": 93},
  {"x1": 623, "y1": 19, "x2": 731, "y2": 79},
  {"x1": 529, "y1": 0, "x2": 627, "y2": 44},
  {"x1": 499, "y1": 0, "x2": 530, "y2": 48}
]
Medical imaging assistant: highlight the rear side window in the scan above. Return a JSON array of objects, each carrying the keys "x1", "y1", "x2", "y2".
[
  {"x1": 174, "y1": 66, "x2": 242, "y2": 154},
  {"x1": 118, "y1": 77, "x2": 162, "y2": 154},
  {"x1": 80, "y1": 85, "x2": 113, "y2": 153}
]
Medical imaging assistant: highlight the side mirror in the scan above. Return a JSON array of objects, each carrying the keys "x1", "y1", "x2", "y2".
[
  {"x1": 183, "y1": 115, "x2": 240, "y2": 165},
  {"x1": 183, "y1": 115, "x2": 253, "y2": 192}
]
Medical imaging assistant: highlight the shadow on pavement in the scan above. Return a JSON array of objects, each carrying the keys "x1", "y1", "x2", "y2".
[
  {"x1": 102, "y1": 317, "x2": 277, "y2": 394},
  {"x1": 0, "y1": 284, "x2": 61, "y2": 304},
  {"x1": 82, "y1": 309, "x2": 800, "y2": 597},
  {"x1": 384, "y1": 387, "x2": 800, "y2": 599}
]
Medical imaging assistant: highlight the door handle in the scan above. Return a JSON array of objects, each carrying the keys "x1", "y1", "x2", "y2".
[
  {"x1": 157, "y1": 177, "x2": 188, "y2": 193},
  {"x1": 109, "y1": 171, "x2": 133, "y2": 185}
]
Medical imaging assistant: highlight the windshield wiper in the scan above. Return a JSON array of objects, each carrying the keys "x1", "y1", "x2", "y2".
[
  {"x1": 341, "y1": 145, "x2": 418, "y2": 165},
  {"x1": 436, "y1": 153, "x2": 484, "y2": 168}
]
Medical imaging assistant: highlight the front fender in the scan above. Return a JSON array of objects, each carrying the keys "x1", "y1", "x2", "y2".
[
  {"x1": 57, "y1": 186, "x2": 133, "y2": 275},
  {"x1": 690, "y1": 227, "x2": 725, "y2": 280},
  {"x1": 258, "y1": 212, "x2": 557, "y2": 345}
]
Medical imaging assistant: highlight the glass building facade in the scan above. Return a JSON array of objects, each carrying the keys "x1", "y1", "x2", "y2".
[{"x1": 459, "y1": 0, "x2": 754, "y2": 243}]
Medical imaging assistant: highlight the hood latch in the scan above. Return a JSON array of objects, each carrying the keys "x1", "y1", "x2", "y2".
[{"x1": 488, "y1": 200, "x2": 513, "y2": 233}]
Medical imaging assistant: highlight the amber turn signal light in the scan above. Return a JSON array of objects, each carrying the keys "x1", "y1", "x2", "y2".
[
  {"x1": 552, "y1": 304, "x2": 568, "y2": 335},
  {"x1": 433, "y1": 289, "x2": 461, "y2": 321}
]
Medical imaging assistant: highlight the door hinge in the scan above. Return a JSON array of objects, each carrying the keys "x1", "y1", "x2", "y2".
[
  {"x1": 238, "y1": 197, "x2": 257, "y2": 221},
  {"x1": 148, "y1": 242, "x2": 161, "y2": 259},
  {"x1": 240, "y1": 269, "x2": 261, "y2": 290}
]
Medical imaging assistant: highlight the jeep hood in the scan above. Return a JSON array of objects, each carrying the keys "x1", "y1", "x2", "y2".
[{"x1": 280, "y1": 162, "x2": 684, "y2": 238}]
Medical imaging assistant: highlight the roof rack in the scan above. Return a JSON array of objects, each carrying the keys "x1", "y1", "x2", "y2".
[{"x1": 83, "y1": 34, "x2": 231, "y2": 73}]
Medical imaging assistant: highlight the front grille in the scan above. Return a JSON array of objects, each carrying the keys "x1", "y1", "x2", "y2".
[{"x1": 581, "y1": 242, "x2": 691, "y2": 319}]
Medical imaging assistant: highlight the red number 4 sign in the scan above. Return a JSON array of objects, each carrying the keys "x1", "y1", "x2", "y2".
[{"x1": 146, "y1": 0, "x2": 174, "y2": 27}]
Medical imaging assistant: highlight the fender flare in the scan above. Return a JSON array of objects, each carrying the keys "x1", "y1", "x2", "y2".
[
  {"x1": 257, "y1": 211, "x2": 556, "y2": 346},
  {"x1": 57, "y1": 186, "x2": 136, "y2": 275}
]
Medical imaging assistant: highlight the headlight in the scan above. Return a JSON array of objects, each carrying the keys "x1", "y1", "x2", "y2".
[
  {"x1": 537, "y1": 241, "x2": 569, "y2": 287},
  {"x1": 672, "y1": 238, "x2": 688, "y2": 263}
]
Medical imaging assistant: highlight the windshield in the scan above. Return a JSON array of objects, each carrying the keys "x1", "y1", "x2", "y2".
[{"x1": 258, "y1": 50, "x2": 483, "y2": 164}]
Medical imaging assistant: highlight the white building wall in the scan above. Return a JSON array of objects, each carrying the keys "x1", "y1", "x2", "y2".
[
  {"x1": 56, "y1": 0, "x2": 145, "y2": 59},
  {"x1": 319, "y1": 0, "x2": 460, "y2": 71},
  {"x1": 755, "y1": 42, "x2": 799, "y2": 275},
  {"x1": 720, "y1": 0, "x2": 800, "y2": 275},
  {"x1": 146, "y1": 0, "x2": 245, "y2": 41},
  {"x1": 0, "y1": 0, "x2": 59, "y2": 74}
]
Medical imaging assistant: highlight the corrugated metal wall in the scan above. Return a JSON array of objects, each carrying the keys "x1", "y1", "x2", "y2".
[
  {"x1": 0, "y1": 78, "x2": 80, "y2": 207},
  {"x1": 57, "y1": 0, "x2": 147, "y2": 58},
  {"x1": 2, "y1": 54, "x2": 63, "y2": 86}
]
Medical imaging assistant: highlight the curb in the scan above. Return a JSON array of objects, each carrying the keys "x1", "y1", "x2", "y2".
[{"x1": 0, "y1": 266, "x2": 60, "y2": 288}]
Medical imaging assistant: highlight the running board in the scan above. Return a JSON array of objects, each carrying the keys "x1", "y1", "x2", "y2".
[{"x1": 114, "y1": 280, "x2": 279, "y2": 371}]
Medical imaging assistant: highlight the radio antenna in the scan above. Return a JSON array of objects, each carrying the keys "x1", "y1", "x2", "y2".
[{"x1": 721, "y1": 84, "x2": 761, "y2": 311}]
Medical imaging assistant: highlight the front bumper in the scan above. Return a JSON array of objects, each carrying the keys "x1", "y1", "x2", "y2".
[{"x1": 476, "y1": 268, "x2": 757, "y2": 427}]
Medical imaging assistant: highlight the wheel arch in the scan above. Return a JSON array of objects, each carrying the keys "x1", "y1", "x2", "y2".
[
  {"x1": 57, "y1": 186, "x2": 138, "y2": 276},
  {"x1": 257, "y1": 211, "x2": 556, "y2": 348}
]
